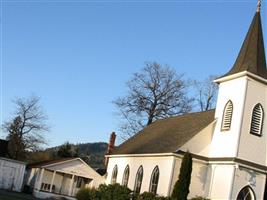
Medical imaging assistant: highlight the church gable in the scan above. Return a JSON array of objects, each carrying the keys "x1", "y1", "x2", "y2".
[{"x1": 179, "y1": 120, "x2": 216, "y2": 157}]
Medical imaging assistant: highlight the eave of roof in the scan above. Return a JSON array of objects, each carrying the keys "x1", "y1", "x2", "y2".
[
  {"x1": 0, "y1": 157, "x2": 26, "y2": 165},
  {"x1": 111, "y1": 109, "x2": 215, "y2": 155},
  {"x1": 27, "y1": 157, "x2": 78, "y2": 168}
]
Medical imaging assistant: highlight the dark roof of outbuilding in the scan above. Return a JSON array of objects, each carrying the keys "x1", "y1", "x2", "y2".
[
  {"x1": 222, "y1": 11, "x2": 267, "y2": 79},
  {"x1": 27, "y1": 157, "x2": 78, "y2": 168},
  {"x1": 111, "y1": 109, "x2": 215, "y2": 155}
]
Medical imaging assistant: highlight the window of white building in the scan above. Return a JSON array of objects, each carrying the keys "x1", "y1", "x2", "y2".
[
  {"x1": 221, "y1": 100, "x2": 233, "y2": 131},
  {"x1": 250, "y1": 103, "x2": 264, "y2": 136},
  {"x1": 111, "y1": 165, "x2": 118, "y2": 184},
  {"x1": 134, "y1": 166, "x2": 143, "y2": 194},
  {"x1": 149, "y1": 166, "x2": 159, "y2": 194},
  {"x1": 122, "y1": 165, "x2": 130, "y2": 187},
  {"x1": 236, "y1": 186, "x2": 255, "y2": 200}
]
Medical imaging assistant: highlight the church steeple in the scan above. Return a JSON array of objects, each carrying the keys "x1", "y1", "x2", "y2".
[
  {"x1": 221, "y1": 0, "x2": 267, "y2": 79},
  {"x1": 256, "y1": 0, "x2": 261, "y2": 12}
]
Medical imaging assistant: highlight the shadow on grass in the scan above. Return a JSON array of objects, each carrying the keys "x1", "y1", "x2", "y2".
[{"x1": 0, "y1": 189, "x2": 39, "y2": 200}]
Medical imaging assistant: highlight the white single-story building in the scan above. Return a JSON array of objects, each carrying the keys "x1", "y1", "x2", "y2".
[
  {"x1": 0, "y1": 157, "x2": 26, "y2": 192},
  {"x1": 25, "y1": 157, "x2": 105, "y2": 200}
]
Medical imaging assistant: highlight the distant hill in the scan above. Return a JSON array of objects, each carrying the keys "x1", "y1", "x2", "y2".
[
  {"x1": 28, "y1": 142, "x2": 108, "y2": 169},
  {"x1": 77, "y1": 142, "x2": 108, "y2": 168}
]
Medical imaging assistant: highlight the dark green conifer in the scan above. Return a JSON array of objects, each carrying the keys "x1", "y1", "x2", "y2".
[{"x1": 171, "y1": 151, "x2": 193, "y2": 200}]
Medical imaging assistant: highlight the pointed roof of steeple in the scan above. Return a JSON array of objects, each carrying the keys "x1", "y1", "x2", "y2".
[{"x1": 221, "y1": 3, "x2": 267, "y2": 79}]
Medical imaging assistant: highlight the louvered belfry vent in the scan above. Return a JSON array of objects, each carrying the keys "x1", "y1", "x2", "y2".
[
  {"x1": 250, "y1": 104, "x2": 264, "y2": 136},
  {"x1": 221, "y1": 100, "x2": 233, "y2": 131}
]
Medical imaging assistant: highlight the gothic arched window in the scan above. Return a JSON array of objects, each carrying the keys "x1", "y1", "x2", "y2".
[
  {"x1": 122, "y1": 165, "x2": 130, "y2": 187},
  {"x1": 134, "y1": 166, "x2": 143, "y2": 194},
  {"x1": 250, "y1": 103, "x2": 264, "y2": 136},
  {"x1": 111, "y1": 165, "x2": 118, "y2": 184},
  {"x1": 236, "y1": 186, "x2": 255, "y2": 200},
  {"x1": 221, "y1": 100, "x2": 233, "y2": 131},
  {"x1": 149, "y1": 166, "x2": 159, "y2": 194}
]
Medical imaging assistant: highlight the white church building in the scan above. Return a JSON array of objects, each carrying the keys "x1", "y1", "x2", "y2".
[{"x1": 105, "y1": 2, "x2": 267, "y2": 199}]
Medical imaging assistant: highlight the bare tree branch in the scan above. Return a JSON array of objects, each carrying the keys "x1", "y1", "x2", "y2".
[
  {"x1": 192, "y1": 76, "x2": 218, "y2": 112},
  {"x1": 113, "y1": 62, "x2": 193, "y2": 140},
  {"x1": 3, "y1": 96, "x2": 49, "y2": 160}
]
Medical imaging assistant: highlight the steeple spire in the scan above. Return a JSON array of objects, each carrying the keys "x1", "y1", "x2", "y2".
[
  {"x1": 256, "y1": 0, "x2": 261, "y2": 12},
  {"x1": 220, "y1": 1, "x2": 267, "y2": 80}
]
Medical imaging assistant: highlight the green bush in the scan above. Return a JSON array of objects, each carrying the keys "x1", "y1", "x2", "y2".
[
  {"x1": 76, "y1": 188, "x2": 99, "y2": 200},
  {"x1": 97, "y1": 184, "x2": 113, "y2": 200},
  {"x1": 137, "y1": 192, "x2": 156, "y2": 200},
  {"x1": 137, "y1": 192, "x2": 173, "y2": 200},
  {"x1": 190, "y1": 197, "x2": 210, "y2": 200},
  {"x1": 98, "y1": 183, "x2": 132, "y2": 200},
  {"x1": 76, "y1": 184, "x2": 207, "y2": 200},
  {"x1": 156, "y1": 197, "x2": 173, "y2": 200}
]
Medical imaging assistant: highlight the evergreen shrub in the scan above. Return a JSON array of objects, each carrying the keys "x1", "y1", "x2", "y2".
[
  {"x1": 190, "y1": 196, "x2": 210, "y2": 200},
  {"x1": 98, "y1": 183, "x2": 132, "y2": 200},
  {"x1": 76, "y1": 188, "x2": 99, "y2": 200},
  {"x1": 137, "y1": 192, "x2": 156, "y2": 200},
  {"x1": 137, "y1": 192, "x2": 173, "y2": 200},
  {"x1": 171, "y1": 151, "x2": 193, "y2": 200}
]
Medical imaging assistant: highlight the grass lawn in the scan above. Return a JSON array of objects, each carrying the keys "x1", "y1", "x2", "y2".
[{"x1": 0, "y1": 190, "x2": 39, "y2": 200}]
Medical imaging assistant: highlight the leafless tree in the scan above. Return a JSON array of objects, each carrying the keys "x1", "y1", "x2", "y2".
[
  {"x1": 113, "y1": 62, "x2": 192, "y2": 139},
  {"x1": 3, "y1": 96, "x2": 49, "y2": 160},
  {"x1": 192, "y1": 76, "x2": 218, "y2": 111}
]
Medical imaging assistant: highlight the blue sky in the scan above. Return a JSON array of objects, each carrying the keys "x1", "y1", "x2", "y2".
[{"x1": 1, "y1": 0, "x2": 266, "y2": 147}]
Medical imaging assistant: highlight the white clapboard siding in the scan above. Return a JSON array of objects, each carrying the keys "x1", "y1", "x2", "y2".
[{"x1": 0, "y1": 157, "x2": 26, "y2": 192}]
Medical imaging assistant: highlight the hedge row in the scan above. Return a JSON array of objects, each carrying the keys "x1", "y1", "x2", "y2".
[
  {"x1": 76, "y1": 184, "x2": 172, "y2": 200},
  {"x1": 76, "y1": 184, "x2": 209, "y2": 200}
]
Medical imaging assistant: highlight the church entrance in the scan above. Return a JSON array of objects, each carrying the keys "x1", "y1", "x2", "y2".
[{"x1": 236, "y1": 186, "x2": 255, "y2": 200}]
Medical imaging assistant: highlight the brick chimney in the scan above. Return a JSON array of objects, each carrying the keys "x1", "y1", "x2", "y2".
[
  {"x1": 107, "y1": 132, "x2": 116, "y2": 154},
  {"x1": 105, "y1": 132, "x2": 116, "y2": 166}
]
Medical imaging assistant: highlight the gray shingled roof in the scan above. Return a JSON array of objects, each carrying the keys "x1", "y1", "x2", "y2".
[
  {"x1": 112, "y1": 109, "x2": 215, "y2": 155},
  {"x1": 222, "y1": 12, "x2": 267, "y2": 79}
]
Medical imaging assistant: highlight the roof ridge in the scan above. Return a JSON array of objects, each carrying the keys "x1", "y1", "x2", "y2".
[
  {"x1": 27, "y1": 157, "x2": 79, "y2": 168},
  {"x1": 153, "y1": 109, "x2": 215, "y2": 122}
]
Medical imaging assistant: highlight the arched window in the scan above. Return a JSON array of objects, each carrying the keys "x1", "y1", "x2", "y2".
[
  {"x1": 149, "y1": 166, "x2": 159, "y2": 194},
  {"x1": 221, "y1": 100, "x2": 233, "y2": 131},
  {"x1": 250, "y1": 103, "x2": 264, "y2": 136},
  {"x1": 111, "y1": 165, "x2": 118, "y2": 184},
  {"x1": 122, "y1": 165, "x2": 130, "y2": 187},
  {"x1": 134, "y1": 166, "x2": 143, "y2": 194},
  {"x1": 236, "y1": 186, "x2": 255, "y2": 200}
]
